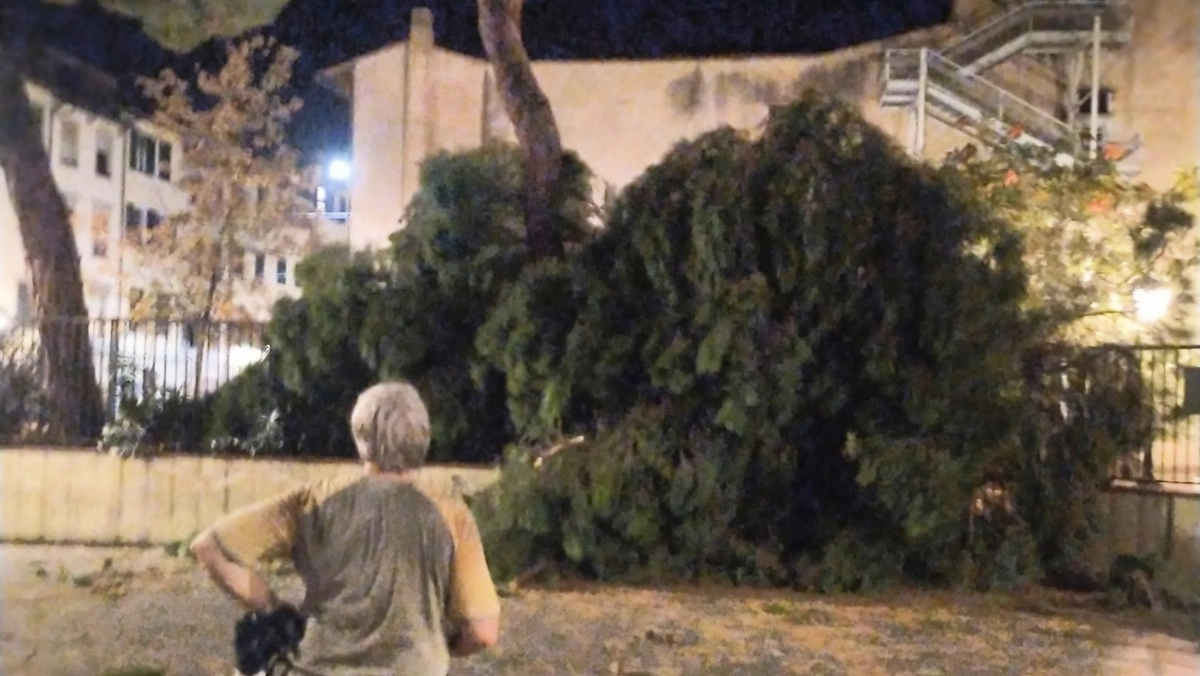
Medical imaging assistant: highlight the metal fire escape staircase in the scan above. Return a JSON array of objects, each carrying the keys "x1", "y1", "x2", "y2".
[{"x1": 881, "y1": 0, "x2": 1131, "y2": 160}]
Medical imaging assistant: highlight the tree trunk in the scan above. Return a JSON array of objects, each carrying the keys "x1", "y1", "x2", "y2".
[
  {"x1": 477, "y1": 0, "x2": 564, "y2": 259},
  {"x1": 0, "y1": 37, "x2": 105, "y2": 442}
]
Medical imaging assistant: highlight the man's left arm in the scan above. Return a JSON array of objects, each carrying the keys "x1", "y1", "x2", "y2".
[{"x1": 190, "y1": 487, "x2": 304, "y2": 612}]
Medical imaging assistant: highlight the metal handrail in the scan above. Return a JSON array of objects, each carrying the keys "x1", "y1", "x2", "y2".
[
  {"x1": 884, "y1": 49, "x2": 1074, "y2": 146},
  {"x1": 928, "y1": 50, "x2": 1074, "y2": 141},
  {"x1": 942, "y1": 0, "x2": 1120, "y2": 68}
]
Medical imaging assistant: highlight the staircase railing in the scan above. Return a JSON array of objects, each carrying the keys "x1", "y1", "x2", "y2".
[
  {"x1": 885, "y1": 49, "x2": 1076, "y2": 148},
  {"x1": 941, "y1": 0, "x2": 1121, "y2": 70},
  {"x1": 982, "y1": 56, "x2": 1064, "y2": 117}
]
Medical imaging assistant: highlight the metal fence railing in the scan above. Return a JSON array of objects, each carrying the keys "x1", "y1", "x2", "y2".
[
  {"x1": 0, "y1": 317, "x2": 268, "y2": 445},
  {"x1": 1115, "y1": 346, "x2": 1200, "y2": 487}
]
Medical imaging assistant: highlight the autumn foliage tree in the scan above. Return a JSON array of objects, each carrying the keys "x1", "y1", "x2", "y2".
[
  {"x1": 132, "y1": 37, "x2": 315, "y2": 397},
  {"x1": 941, "y1": 144, "x2": 1199, "y2": 345},
  {"x1": 132, "y1": 37, "x2": 313, "y2": 322}
]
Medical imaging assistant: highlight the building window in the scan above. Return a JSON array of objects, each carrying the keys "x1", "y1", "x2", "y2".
[
  {"x1": 146, "y1": 209, "x2": 163, "y2": 229},
  {"x1": 95, "y1": 131, "x2": 113, "y2": 178},
  {"x1": 129, "y1": 129, "x2": 173, "y2": 180},
  {"x1": 1076, "y1": 87, "x2": 1115, "y2": 116},
  {"x1": 276, "y1": 258, "x2": 288, "y2": 285},
  {"x1": 60, "y1": 118, "x2": 80, "y2": 168},
  {"x1": 253, "y1": 253, "x2": 266, "y2": 281},
  {"x1": 91, "y1": 201, "x2": 111, "y2": 258},
  {"x1": 157, "y1": 142, "x2": 173, "y2": 181},
  {"x1": 124, "y1": 203, "x2": 143, "y2": 240},
  {"x1": 129, "y1": 129, "x2": 154, "y2": 174}
]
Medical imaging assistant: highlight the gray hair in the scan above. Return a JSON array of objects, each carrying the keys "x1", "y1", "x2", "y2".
[{"x1": 349, "y1": 381, "x2": 431, "y2": 472}]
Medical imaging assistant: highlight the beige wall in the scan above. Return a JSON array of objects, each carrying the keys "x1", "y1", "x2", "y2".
[
  {"x1": 334, "y1": 0, "x2": 1199, "y2": 249},
  {"x1": 347, "y1": 44, "x2": 411, "y2": 250},
  {"x1": 0, "y1": 448, "x2": 499, "y2": 545},
  {"x1": 341, "y1": 33, "x2": 929, "y2": 248},
  {"x1": 2, "y1": 448, "x2": 1197, "y2": 577},
  {"x1": 1121, "y1": 0, "x2": 1200, "y2": 188}
]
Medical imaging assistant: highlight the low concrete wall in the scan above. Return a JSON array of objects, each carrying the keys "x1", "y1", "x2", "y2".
[
  {"x1": 1099, "y1": 482, "x2": 1200, "y2": 576},
  {"x1": 0, "y1": 448, "x2": 499, "y2": 545},
  {"x1": 5, "y1": 447, "x2": 1198, "y2": 577}
]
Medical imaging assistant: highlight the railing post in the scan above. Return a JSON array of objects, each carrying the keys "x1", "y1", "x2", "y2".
[
  {"x1": 915, "y1": 47, "x2": 929, "y2": 157},
  {"x1": 1088, "y1": 13, "x2": 1102, "y2": 159},
  {"x1": 106, "y1": 317, "x2": 120, "y2": 424}
]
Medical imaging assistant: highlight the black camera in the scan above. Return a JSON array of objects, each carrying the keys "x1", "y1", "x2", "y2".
[{"x1": 234, "y1": 603, "x2": 308, "y2": 675}]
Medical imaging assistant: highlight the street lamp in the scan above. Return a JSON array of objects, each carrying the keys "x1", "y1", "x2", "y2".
[
  {"x1": 327, "y1": 159, "x2": 351, "y2": 182},
  {"x1": 1132, "y1": 281, "x2": 1172, "y2": 325}
]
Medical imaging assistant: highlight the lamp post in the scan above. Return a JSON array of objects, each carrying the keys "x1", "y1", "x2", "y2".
[{"x1": 1132, "y1": 280, "x2": 1172, "y2": 325}]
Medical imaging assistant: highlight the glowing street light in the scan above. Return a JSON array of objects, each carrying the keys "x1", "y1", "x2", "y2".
[
  {"x1": 327, "y1": 159, "x2": 351, "y2": 181},
  {"x1": 1132, "y1": 284, "x2": 1172, "y2": 324}
]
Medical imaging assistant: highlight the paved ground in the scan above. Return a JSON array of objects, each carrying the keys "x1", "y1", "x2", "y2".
[{"x1": 2, "y1": 544, "x2": 1198, "y2": 675}]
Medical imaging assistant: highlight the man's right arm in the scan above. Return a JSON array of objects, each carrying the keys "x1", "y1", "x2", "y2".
[{"x1": 444, "y1": 501, "x2": 502, "y2": 657}]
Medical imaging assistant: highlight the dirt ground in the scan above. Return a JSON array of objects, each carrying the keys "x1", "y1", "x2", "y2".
[{"x1": 2, "y1": 545, "x2": 1199, "y2": 676}]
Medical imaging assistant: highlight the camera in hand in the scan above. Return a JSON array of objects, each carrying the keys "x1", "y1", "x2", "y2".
[{"x1": 234, "y1": 603, "x2": 308, "y2": 675}]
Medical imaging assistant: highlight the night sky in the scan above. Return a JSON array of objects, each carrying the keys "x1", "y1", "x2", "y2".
[{"x1": 12, "y1": 0, "x2": 952, "y2": 155}]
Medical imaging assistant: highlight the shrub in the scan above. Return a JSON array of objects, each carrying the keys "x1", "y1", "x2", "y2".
[
  {"x1": 0, "y1": 338, "x2": 48, "y2": 442},
  {"x1": 1011, "y1": 344, "x2": 1156, "y2": 588},
  {"x1": 477, "y1": 93, "x2": 1038, "y2": 587},
  {"x1": 262, "y1": 143, "x2": 599, "y2": 463}
]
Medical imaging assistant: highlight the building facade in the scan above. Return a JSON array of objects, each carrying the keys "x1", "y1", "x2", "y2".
[
  {"x1": 0, "y1": 50, "x2": 342, "y2": 327},
  {"x1": 317, "y1": 0, "x2": 1200, "y2": 250}
]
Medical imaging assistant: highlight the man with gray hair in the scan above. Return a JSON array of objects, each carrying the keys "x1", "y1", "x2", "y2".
[{"x1": 190, "y1": 381, "x2": 501, "y2": 675}]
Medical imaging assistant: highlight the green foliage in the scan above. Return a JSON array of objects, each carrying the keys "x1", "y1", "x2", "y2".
[
  {"x1": 941, "y1": 144, "x2": 1199, "y2": 344},
  {"x1": 475, "y1": 405, "x2": 769, "y2": 585},
  {"x1": 1010, "y1": 345, "x2": 1155, "y2": 586},
  {"x1": 258, "y1": 143, "x2": 599, "y2": 463},
  {"x1": 476, "y1": 93, "x2": 1040, "y2": 587},
  {"x1": 44, "y1": 0, "x2": 291, "y2": 52},
  {"x1": 0, "y1": 337, "x2": 48, "y2": 441},
  {"x1": 256, "y1": 245, "x2": 382, "y2": 457}
]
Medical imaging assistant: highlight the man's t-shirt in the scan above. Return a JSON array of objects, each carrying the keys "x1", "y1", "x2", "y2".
[{"x1": 208, "y1": 474, "x2": 500, "y2": 676}]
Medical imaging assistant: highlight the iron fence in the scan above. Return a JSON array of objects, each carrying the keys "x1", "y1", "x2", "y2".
[
  {"x1": 0, "y1": 317, "x2": 268, "y2": 445},
  {"x1": 1114, "y1": 345, "x2": 1200, "y2": 486}
]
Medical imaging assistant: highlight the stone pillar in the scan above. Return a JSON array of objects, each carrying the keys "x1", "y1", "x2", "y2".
[{"x1": 400, "y1": 7, "x2": 435, "y2": 211}]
